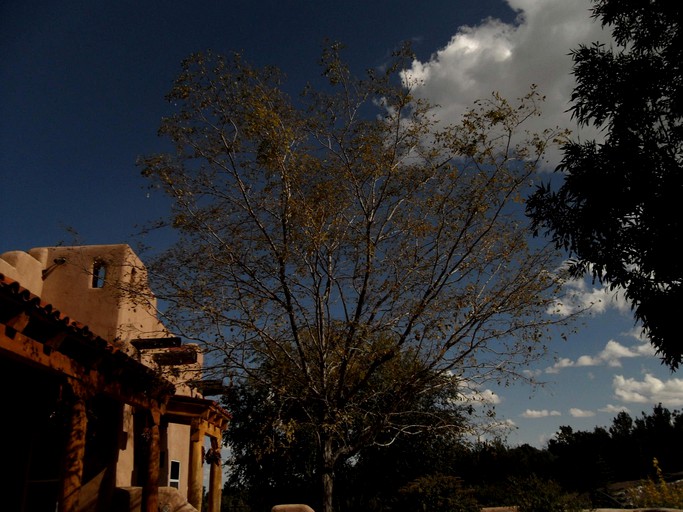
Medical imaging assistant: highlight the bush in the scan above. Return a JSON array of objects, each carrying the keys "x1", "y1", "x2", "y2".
[
  {"x1": 626, "y1": 458, "x2": 683, "y2": 509},
  {"x1": 506, "y1": 474, "x2": 590, "y2": 512},
  {"x1": 395, "y1": 474, "x2": 480, "y2": 512}
]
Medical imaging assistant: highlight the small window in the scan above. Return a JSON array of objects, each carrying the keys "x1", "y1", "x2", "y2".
[
  {"x1": 92, "y1": 261, "x2": 107, "y2": 288},
  {"x1": 169, "y1": 460, "x2": 181, "y2": 489}
]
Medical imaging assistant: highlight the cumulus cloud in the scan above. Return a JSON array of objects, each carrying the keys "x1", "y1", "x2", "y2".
[
  {"x1": 478, "y1": 388, "x2": 503, "y2": 404},
  {"x1": 613, "y1": 374, "x2": 683, "y2": 407},
  {"x1": 523, "y1": 368, "x2": 543, "y2": 378},
  {"x1": 485, "y1": 418, "x2": 517, "y2": 433},
  {"x1": 545, "y1": 339, "x2": 652, "y2": 373},
  {"x1": 460, "y1": 387, "x2": 502, "y2": 405},
  {"x1": 576, "y1": 340, "x2": 641, "y2": 367},
  {"x1": 569, "y1": 408, "x2": 595, "y2": 418},
  {"x1": 545, "y1": 357, "x2": 574, "y2": 374},
  {"x1": 634, "y1": 342, "x2": 656, "y2": 357},
  {"x1": 403, "y1": 0, "x2": 614, "y2": 167},
  {"x1": 522, "y1": 409, "x2": 561, "y2": 418},
  {"x1": 552, "y1": 275, "x2": 631, "y2": 318},
  {"x1": 599, "y1": 404, "x2": 631, "y2": 414}
]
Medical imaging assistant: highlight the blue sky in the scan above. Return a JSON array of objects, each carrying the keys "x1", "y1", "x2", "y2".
[{"x1": 2, "y1": 0, "x2": 680, "y2": 448}]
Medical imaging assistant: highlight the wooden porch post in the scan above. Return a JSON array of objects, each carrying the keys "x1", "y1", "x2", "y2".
[
  {"x1": 207, "y1": 435, "x2": 223, "y2": 512},
  {"x1": 142, "y1": 407, "x2": 161, "y2": 512},
  {"x1": 59, "y1": 385, "x2": 88, "y2": 512},
  {"x1": 188, "y1": 418, "x2": 205, "y2": 510}
]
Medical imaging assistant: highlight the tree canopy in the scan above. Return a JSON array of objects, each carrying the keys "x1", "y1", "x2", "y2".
[
  {"x1": 525, "y1": 0, "x2": 683, "y2": 369},
  {"x1": 139, "y1": 44, "x2": 570, "y2": 512}
]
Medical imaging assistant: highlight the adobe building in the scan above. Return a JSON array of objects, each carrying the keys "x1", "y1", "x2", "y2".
[{"x1": 0, "y1": 244, "x2": 230, "y2": 512}]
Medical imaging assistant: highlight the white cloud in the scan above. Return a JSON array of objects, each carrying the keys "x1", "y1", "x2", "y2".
[
  {"x1": 460, "y1": 386, "x2": 502, "y2": 404},
  {"x1": 487, "y1": 418, "x2": 517, "y2": 432},
  {"x1": 625, "y1": 326, "x2": 649, "y2": 343},
  {"x1": 569, "y1": 408, "x2": 595, "y2": 418},
  {"x1": 545, "y1": 357, "x2": 574, "y2": 374},
  {"x1": 633, "y1": 337, "x2": 657, "y2": 357},
  {"x1": 478, "y1": 388, "x2": 502, "y2": 404},
  {"x1": 522, "y1": 409, "x2": 561, "y2": 418},
  {"x1": 599, "y1": 404, "x2": 630, "y2": 414},
  {"x1": 403, "y1": 0, "x2": 614, "y2": 167},
  {"x1": 535, "y1": 432, "x2": 553, "y2": 447},
  {"x1": 545, "y1": 339, "x2": 651, "y2": 373},
  {"x1": 577, "y1": 340, "x2": 640, "y2": 367},
  {"x1": 553, "y1": 275, "x2": 631, "y2": 318},
  {"x1": 613, "y1": 374, "x2": 683, "y2": 407}
]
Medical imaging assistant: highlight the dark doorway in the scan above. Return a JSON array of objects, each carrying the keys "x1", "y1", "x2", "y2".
[{"x1": 1, "y1": 358, "x2": 66, "y2": 511}]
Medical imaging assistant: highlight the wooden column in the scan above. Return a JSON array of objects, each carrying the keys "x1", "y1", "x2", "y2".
[
  {"x1": 187, "y1": 419, "x2": 206, "y2": 510},
  {"x1": 59, "y1": 386, "x2": 88, "y2": 512},
  {"x1": 207, "y1": 435, "x2": 223, "y2": 512},
  {"x1": 142, "y1": 407, "x2": 161, "y2": 512}
]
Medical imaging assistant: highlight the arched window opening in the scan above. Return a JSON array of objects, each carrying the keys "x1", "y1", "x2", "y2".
[{"x1": 92, "y1": 260, "x2": 107, "y2": 288}]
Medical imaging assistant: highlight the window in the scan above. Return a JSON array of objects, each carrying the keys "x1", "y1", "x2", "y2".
[
  {"x1": 92, "y1": 261, "x2": 107, "y2": 288},
  {"x1": 169, "y1": 460, "x2": 180, "y2": 489}
]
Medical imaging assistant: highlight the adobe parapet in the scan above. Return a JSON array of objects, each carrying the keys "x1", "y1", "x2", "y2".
[
  {"x1": 0, "y1": 245, "x2": 203, "y2": 394},
  {"x1": 0, "y1": 245, "x2": 161, "y2": 348}
]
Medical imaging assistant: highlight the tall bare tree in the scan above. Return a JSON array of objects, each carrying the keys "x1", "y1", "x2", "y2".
[{"x1": 139, "y1": 45, "x2": 571, "y2": 512}]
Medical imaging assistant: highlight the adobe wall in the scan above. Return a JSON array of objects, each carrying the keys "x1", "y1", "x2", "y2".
[
  {"x1": 165, "y1": 423, "x2": 192, "y2": 495},
  {"x1": 0, "y1": 244, "x2": 169, "y2": 352},
  {"x1": 0, "y1": 249, "x2": 44, "y2": 294},
  {"x1": 1, "y1": 244, "x2": 229, "y2": 509},
  {"x1": 1, "y1": 244, "x2": 208, "y2": 394}
]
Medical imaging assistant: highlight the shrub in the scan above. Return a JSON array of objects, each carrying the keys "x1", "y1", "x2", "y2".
[
  {"x1": 395, "y1": 474, "x2": 480, "y2": 512},
  {"x1": 626, "y1": 458, "x2": 683, "y2": 509},
  {"x1": 506, "y1": 474, "x2": 590, "y2": 512}
]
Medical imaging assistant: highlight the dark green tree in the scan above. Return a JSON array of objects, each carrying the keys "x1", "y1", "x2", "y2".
[
  {"x1": 547, "y1": 425, "x2": 612, "y2": 491},
  {"x1": 525, "y1": 0, "x2": 683, "y2": 369},
  {"x1": 336, "y1": 388, "x2": 472, "y2": 512},
  {"x1": 543, "y1": 405, "x2": 683, "y2": 492},
  {"x1": 632, "y1": 404, "x2": 683, "y2": 474},
  {"x1": 221, "y1": 360, "x2": 471, "y2": 512},
  {"x1": 606, "y1": 411, "x2": 638, "y2": 482},
  {"x1": 220, "y1": 374, "x2": 319, "y2": 511},
  {"x1": 608, "y1": 411, "x2": 633, "y2": 439}
]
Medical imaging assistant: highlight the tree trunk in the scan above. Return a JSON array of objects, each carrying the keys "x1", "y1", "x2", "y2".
[{"x1": 320, "y1": 437, "x2": 335, "y2": 512}]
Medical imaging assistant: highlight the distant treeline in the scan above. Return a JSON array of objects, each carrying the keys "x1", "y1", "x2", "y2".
[
  {"x1": 457, "y1": 404, "x2": 683, "y2": 491},
  {"x1": 221, "y1": 404, "x2": 683, "y2": 511}
]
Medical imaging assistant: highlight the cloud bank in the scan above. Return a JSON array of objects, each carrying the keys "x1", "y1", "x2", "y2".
[
  {"x1": 553, "y1": 275, "x2": 632, "y2": 318},
  {"x1": 544, "y1": 339, "x2": 654, "y2": 374},
  {"x1": 522, "y1": 409, "x2": 561, "y2": 418},
  {"x1": 613, "y1": 374, "x2": 683, "y2": 408},
  {"x1": 569, "y1": 408, "x2": 595, "y2": 418},
  {"x1": 403, "y1": 0, "x2": 614, "y2": 166}
]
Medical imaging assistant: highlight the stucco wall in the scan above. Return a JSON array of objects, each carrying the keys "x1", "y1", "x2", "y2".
[
  {"x1": 116, "y1": 404, "x2": 137, "y2": 488},
  {"x1": 0, "y1": 245, "x2": 171, "y2": 351},
  {"x1": 1, "y1": 244, "x2": 217, "y2": 504},
  {"x1": 166, "y1": 423, "x2": 192, "y2": 495},
  {"x1": 0, "y1": 249, "x2": 44, "y2": 295}
]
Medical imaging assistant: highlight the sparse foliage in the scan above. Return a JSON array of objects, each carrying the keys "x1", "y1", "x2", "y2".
[
  {"x1": 626, "y1": 458, "x2": 683, "y2": 509},
  {"x1": 140, "y1": 43, "x2": 570, "y2": 512}
]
